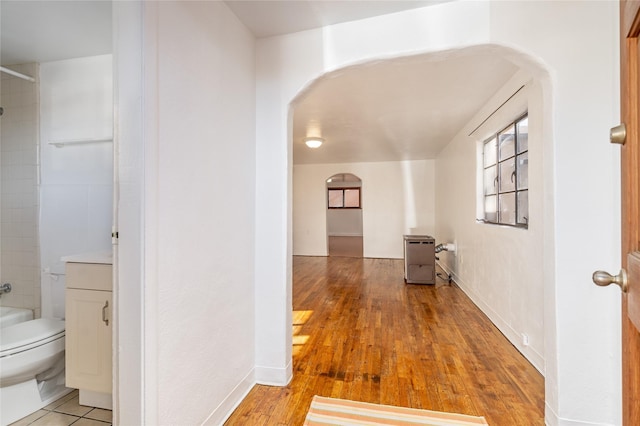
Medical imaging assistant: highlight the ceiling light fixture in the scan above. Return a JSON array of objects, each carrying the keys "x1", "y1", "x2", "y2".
[{"x1": 305, "y1": 137, "x2": 323, "y2": 148}]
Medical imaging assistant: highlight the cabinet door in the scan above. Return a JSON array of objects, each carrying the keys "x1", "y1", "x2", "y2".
[{"x1": 65, "y1": 289, "x2": 112, "y2": 393}]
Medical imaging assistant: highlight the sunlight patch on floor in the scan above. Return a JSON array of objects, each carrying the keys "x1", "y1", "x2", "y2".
[{"x1": 293, "y1": 310, "x2": 313, "y2": 356}]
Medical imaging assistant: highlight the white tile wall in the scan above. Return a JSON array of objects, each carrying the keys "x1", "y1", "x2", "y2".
[
  {"x1": 39, "y1": 56, "x2": 113, "y2": 319},
  {"x1": 0, "y1": 63, "x2": 41, "y2": 316}
]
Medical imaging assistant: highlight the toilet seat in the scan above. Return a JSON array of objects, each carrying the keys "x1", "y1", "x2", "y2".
[{"x1": 0, "y1": 319, "x2": 65, "y2": 357}]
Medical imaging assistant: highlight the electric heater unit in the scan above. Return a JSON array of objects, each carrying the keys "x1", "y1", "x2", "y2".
[{"x1": 403, "y1": 235, "x2": 435, "y2": 284}]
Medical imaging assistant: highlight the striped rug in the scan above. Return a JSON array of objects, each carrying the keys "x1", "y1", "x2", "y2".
[{"x1": 304, "y1": 396, "x2": 489, "y2": 426}]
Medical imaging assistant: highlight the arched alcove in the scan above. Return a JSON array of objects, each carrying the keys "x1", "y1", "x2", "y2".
[{"x1": 326, "y1": 173, "x2": 363, "y2": 257}]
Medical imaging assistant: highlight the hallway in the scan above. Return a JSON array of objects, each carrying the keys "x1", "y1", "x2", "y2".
[{"x1": 226, "y1": 256, "x2": 544, "y2": 425}]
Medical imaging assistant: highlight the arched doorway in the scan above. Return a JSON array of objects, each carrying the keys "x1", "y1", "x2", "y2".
[
  {"x1": 287, "y1": 43, "x2": 555, "y2": 414},
  {"x1": 326, "y1": 173, "x2": 363, "y2": 257}
]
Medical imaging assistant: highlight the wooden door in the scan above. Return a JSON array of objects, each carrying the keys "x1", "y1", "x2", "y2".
[{"x1": 621, "y1": 2, "x2": 640, "y2": 424}]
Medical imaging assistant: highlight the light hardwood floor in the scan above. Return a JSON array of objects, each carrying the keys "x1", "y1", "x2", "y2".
[{"x1": 225, "y1": 256, "x2": 544, "y2": 425}]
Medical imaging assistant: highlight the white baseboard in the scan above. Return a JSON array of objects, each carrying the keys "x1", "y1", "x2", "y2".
[
  {"x1": 200, "y1": 360, "x2": 293, "y2": 425},
  {"x1": 202, "y1": 369, "x2": 256, "y2": 426},
  {"x1": 545, "y1": 403, "x2": 618, "y2": 426},
  {"x1": 255, "y1": 360, "x2": 293, "y2": 386},
  {"x1": 436, "y1": 261, "x2": 544, "y2": 374}
]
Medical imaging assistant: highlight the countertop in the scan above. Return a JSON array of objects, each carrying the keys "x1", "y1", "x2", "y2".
[{"x1": 61, "y1": 251, "x2": 112, "y2": 265}]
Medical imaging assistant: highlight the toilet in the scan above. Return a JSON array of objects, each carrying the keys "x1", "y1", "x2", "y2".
[{"x1": 0, "y1": 318, "x2": 70, "y2": 426}]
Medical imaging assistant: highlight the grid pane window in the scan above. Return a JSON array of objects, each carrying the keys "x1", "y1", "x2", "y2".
[
  {"x1": 328, "y1": 190, "x2": 344, "y2": 208},
  {"x1": 484, "y1": 166, "x2": 497, "y2": 196},
  {"x1": 517, "y1": 118, "x2": 528, "y2": 153},
  {"x1": 517, "y1": 152, "x2": 528, "y2": 190},
  {"x1": 517, "y1": 190, "x2": 529, "y2": 225},
  {"x1": 344, "y1": 189, "x2": 360, "y2": 207},
  {"x1": 484, "y1": 195, "x2": 497, "y2": 223},
  {"x1": 498, "y1": 124, "x2": 516, "y2": 161},
  {"x1": 499, "y1": 192, "x2": 516, "y2": 225},
  {"x1": 498, "y1": 157, "x2": 515, "y2": 193},
  {"x1": 482, "y1": 114, "x2": 528, "y2": 228},
  {"x1": 328, "y1": 188, "x2": 361, "y2": 209},
  {"x1": 483, "y1": 137, "x2": 497, "y2": 167}
]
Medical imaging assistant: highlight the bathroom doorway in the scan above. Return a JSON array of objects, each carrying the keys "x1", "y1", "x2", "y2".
[{"x1": 326, "y1": 173, "x2": 363, "y2": 257}]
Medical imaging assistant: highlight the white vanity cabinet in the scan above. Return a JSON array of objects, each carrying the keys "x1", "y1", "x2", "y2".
[{"x1": 63, "y1": 253, "x2": 113, "y2": 409}]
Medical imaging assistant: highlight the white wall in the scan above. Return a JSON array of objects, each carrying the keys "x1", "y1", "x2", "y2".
[
  {"x1": 112, "y1": 2, "x2": 144, "y2": 423},
  {"x1": 113, "y1": 1, "x2": 621, "y2": 425},
  {"x1": 435, "y1": 72, "x2": 544, "y2": 371},
  {"x1": 487, "y1": 3, "x2": 621, "y2": 424},
  {"x1": 0, "y1": 63, "x2": 40, "y2": 315},
  {"x1": 327, "y1": 209, "x2": 362, "y2": 237},
  {"x1": 39, "y1": 55, "x2": 113, "y2": 319},
  {"x1": 293, "y1": 160, "x2": 435, "y2": 258},
  {"x1": 115, "y1": 2, "x2": 257, "y2": 424},
  {"x1": 255, "y1": 27, "x2": 328, "y2": 386},
  {"x1": 256, "y1": 2, "x2": 620, "y2": 425}
]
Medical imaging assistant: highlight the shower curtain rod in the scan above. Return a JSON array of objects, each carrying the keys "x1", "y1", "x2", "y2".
[{"x1": 0, "y1": 66, "x2": 35, "y2": 82}]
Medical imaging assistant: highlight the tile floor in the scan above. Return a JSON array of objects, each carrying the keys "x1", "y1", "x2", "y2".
[{"x1": 9, "y1": 390, "x2": 112, "y2": 426}]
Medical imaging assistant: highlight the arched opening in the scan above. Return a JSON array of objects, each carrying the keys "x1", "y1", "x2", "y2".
[
  {"x1": 326, "y1": 173, "x2": 363, "y2": 257},
  {"x1": 288, "y1": 44, "x2": 554, "y2": 419}
]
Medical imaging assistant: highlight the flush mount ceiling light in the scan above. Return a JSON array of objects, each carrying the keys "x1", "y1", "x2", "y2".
[{"x1": 305, "y1": 137, "x2": 323, "y2": 148}]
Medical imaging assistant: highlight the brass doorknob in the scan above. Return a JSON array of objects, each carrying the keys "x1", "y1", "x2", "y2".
[
  {"x1": 592, "y1": 269, "x2": 628, "y2": 293},
  {"x1": 610, "y1": 123, "x2": 626, "y2": 145}
]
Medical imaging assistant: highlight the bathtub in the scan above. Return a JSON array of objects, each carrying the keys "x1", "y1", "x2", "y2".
[{"x1": 0, "y1": 306, "x2": 34, "y2": 328}]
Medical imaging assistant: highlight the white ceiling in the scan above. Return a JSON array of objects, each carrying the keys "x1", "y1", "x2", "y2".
[
  {"x1": 0, "y1": 1, "x2": 446, "y2": 66},
  {"x1": 0, "y1": 1, "x2": 112, "y2": 66},
  {"x1": 0, "y1": 1, "x2": 519, "y2": 165},
  {"x1": 224, "y1": 0, "x2": 449, "y2": 38},
  {"x1": 292, "y1": 51, "x2": 518, "y2": 164}
]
